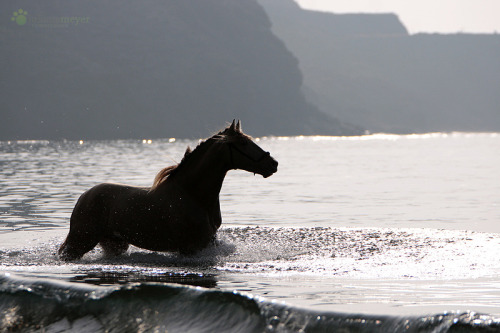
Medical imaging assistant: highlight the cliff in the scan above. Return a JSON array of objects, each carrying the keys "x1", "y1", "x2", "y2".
[
  {"x1": 259, "y1": 0, "x2": 500, "y2": 133},
  {"x1": 1, "y1": 0, "x2": 358, "y2": 140}
]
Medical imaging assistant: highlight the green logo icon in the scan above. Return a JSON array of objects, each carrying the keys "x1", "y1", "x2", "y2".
[{"x1": 11, "y1": 9, "x2": 28, "y2": 26}]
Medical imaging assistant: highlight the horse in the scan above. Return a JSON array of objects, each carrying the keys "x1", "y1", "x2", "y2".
[{"x1": 58, "y1": 120, "x2": 278, "y2": 261}]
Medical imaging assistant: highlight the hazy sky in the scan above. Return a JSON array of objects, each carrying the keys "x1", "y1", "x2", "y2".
[{"x1": 295, "y1": 0, "x2": 500, "y2": 34}]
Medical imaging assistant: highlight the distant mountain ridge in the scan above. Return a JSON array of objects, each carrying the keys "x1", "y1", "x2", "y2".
[
  {"x1": 259, "y1": 0, "x2": 500, "y2": 133},
  {"x1": 1, "y1": 0, "x2": 358, "y2": 140}
]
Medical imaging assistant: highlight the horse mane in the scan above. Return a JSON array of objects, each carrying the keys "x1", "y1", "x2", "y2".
[
  {"x1": 150, "y1": 146, "x2": 192, "y2": 190},
  {"x1": 151, "y1": 165, "x2": 177, "y2": 189},
  {"x1": 150, "y1": 121, "x2": 249, "y2": 191}
]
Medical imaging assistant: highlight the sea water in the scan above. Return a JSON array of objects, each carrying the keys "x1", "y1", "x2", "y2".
[{"x1": 0, "y1": 133, "x2": 499, "y2": 332}]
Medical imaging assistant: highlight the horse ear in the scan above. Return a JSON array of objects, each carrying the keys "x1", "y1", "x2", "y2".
[
  {"x1": 184, "y1": 146, "x2": 192, "y2": 157},
  {"x1": 236, "y1": 120, "x2": 241, "y2": 132},
  {"x1": 229, "y1": 119, "x2": 236, "y2": 131}
]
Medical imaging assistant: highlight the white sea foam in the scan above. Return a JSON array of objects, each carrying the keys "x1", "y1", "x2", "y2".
[{"x1": 1, "y1": 227, "x2": 499, "y2": 280}]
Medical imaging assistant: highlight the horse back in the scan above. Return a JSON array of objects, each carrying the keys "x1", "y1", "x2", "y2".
[{"x1": 71, "y1": 183, "x2": 149, "y2": 228}]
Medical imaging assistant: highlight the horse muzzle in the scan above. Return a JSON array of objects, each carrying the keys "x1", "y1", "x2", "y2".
[{"x1": 261, "y1": 156, "x2": 278, "y2": 178}]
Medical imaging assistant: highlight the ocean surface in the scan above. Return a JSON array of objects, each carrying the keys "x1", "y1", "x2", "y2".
[{"x1": 1, "y1": 132, "x2": 499, "y2": 332}]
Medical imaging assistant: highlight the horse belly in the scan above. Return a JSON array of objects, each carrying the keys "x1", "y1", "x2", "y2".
[{"x1": 122, "y1": 209, "x2": 215, "y2": 253}]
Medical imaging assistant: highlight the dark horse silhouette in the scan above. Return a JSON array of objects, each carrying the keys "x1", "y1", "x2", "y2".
[{"x1": 58, "y1": 120, "x2": 278, "y2": 260}]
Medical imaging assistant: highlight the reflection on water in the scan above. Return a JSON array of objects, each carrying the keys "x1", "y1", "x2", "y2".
[{"x1": 71, "y1": 269, "x2": 218, "y2": 288}]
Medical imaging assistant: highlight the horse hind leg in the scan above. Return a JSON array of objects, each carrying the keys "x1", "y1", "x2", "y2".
[
  {"x1": 58, "y1": 227, "x2": 101, "y2": 261},
  {"x1": 99, "y1": 235, "x2": 129, "y2": 258},
  {"x1": 59, "y1": 208, "x2": 102, "y2": 261},
  {"x1": 59, "y1": 231, "x2": 128, "y2": 261},
  {"x1": 59, "y1": 185, "x2": 113, "y2": 261}
]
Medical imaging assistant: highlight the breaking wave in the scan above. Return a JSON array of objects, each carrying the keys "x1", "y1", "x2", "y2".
[{"x1": 1, "y1": 273, "x2": 498, "y2": 333}]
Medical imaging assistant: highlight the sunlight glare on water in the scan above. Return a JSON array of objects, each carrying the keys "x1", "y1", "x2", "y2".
[{"x1": 223, "y1": 132, "x2": 500, "y2": 233}]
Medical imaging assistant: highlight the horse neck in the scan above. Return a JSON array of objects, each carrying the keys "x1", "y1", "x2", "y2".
[{"x1": 172, "y1": 142, "x2": 229, "y2": 206}]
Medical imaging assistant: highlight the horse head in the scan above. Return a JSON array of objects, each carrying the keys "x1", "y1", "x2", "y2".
[{"x1": 219, "y1": 120, "x2": 278, "y2": 178}]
